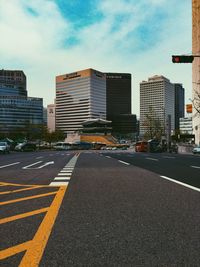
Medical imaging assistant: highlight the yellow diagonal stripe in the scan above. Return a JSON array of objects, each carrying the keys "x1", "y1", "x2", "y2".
[
  {"x1": 0, "y1": 186, "x2": 41, "y2": 195},
  {"x1": 0, "y1": 191, "x2": 57, "y2": 206},
  {"x1": 0, "y1": 182, "x2": 53, "y2": 188},
  {"x1": 19, "y1": 186, "x2": 67, "y2": 267},
  {"x1": 0, "y1": 207, "x2": 49, "y2": 224},
  {"x1": 0, "y1": 241, "x2": 32, "y2": 260}
]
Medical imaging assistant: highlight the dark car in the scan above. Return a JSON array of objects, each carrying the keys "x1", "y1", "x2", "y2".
[{"x1": 15, "y1": 143, "x2": 37, "y2": 152}]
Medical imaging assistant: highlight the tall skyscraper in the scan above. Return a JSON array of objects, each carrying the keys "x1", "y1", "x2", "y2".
[
  {"x1": 174, "y1": 83, "x2": 185, "y2": 131},
  {"x1": 56, "y1": 69, "x2": 106, "y2": 134},
  {"x1": 106, "y1": 73, "x2": 131, "y2": 116},
  {"x1": 192, "y1": 0, "x2": 200, "y2": 145},
  {"x1": 140, "y1": 75, "x2": 175, "y2": 138},
  {"x1": 105, "y1": 72, "x2": 137, "y2": 135},
  {"x1": 0, "y1": 69, "x2": 43, "y2": 135}
]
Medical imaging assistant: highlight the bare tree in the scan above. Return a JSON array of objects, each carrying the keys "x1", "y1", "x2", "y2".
[
  {"x1": 142, "y1": 106, "x2": 164, "y2": 140},
  {"x1": 192, "y1": 89, "x2": 200, "y2": 114}
]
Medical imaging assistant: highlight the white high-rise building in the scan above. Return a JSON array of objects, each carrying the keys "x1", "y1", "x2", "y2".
[
  {"x1": 56, "y1": 68, "x2": 106, "y2": 134},
  {"x1": 140, "y1": 75, "x2": 175, "y2": 138},
  {"x1": 179, "y1": 117, "x2": 193, "y2": 134}
]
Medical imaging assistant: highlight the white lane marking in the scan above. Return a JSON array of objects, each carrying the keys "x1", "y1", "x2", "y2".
[
  {"x1": 50, "y1": 153, "x2": 79, "y2": 186},
  {"x1": 57, "y1": 173, "x2": 71, "y2": 177},
  {"x1": 191, "y1": 165, "x2": 200, "y2": 169},
  {"x1": 22, "y1": 161, "x2": 42, "y2": 169},
  {"x1": 146, "y1": 157, "x2": 158, "y2": 161},
  {"x1": 162, "y1": 156, "x2": 175, "y2": 159},
  {"x1": 118, "y1": 160, "x2": 130, "y2": 165},
  {"x1": 37, "y1": 161, "x2": 54, "y2": 169},
  {"x1": 50, "y1": 182, "x2": 69, "y2": 186},
  {"x1": 0, "y1": 162, "x2": 20, "y2": 169},
  {"x1": 54, "y1": 177, "x2": 71, "y2": 180},
  {"x1": 54, "y1": 176, "x2": 70, "y2": 179},
  {"x1": 105, "y1": 156, "x2": 111, "y2": 158},
  {"x1": 160, "y1": 175, "x2": 200, "y2": 193},
  {"x1": 63, "y1": 166, "x2": 74, "y2": 168},
  {"x1": 36, "y1": 156, "x2": 43, "y2": 159},
  {"x1": 23, "y1": 161, "x2": 54, "y2": 169},
  {"x1": 65, "y1": 166, "x2": 75, "y2": 168}
]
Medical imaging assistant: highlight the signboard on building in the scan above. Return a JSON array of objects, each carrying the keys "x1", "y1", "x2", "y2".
[{"x1": 186, "y1": 104, "x2": 192, "y2": 113}]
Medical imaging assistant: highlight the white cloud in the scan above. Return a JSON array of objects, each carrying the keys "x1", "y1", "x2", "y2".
[{"x1": 0, "y1": 0, "x2": 192, "y2": 117}]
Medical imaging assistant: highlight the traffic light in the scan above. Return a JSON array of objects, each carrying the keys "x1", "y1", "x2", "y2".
[{"x1": 172, "y1": 55, "x2": 194, "y2": 63}]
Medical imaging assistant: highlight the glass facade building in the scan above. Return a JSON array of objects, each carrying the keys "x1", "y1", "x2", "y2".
[
  {"x1": 0, "y1": 69, "x2": 27, "y2": 97},
  {"x1": 174, "y1": 83, "x2": 185, "y2": 131},
  {"x1": 105, "y1": 73, "x2": 136, "y2": 134},
  {"x1": 0, "y1": 70, "x2": 43, "y2": 135}
]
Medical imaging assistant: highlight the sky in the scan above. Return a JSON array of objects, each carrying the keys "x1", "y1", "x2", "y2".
[{"x1": 0, "y1": 0, "x2": 192, "y2": 116}]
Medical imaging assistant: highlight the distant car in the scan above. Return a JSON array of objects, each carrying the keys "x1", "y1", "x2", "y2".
[
  {"x1": 15, "y1": 143, "x2": 37, "y2": 152},
  {"x1": 192, "y1": 145, "x2": 200, "y2": 154},
  {"x1": 53, "y1": 142, "x2": 72, "y2": 150},
  {"x1": 135, "y1": 141, "x2": 148, "y2": 152},
  {"x1": 0, "y1": 142, "x2": 10, "y2": 154}
]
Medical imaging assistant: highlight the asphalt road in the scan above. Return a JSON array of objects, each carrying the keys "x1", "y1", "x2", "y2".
[{"x1": 0, "y1": 150, "x2": 200, "y2": 266}]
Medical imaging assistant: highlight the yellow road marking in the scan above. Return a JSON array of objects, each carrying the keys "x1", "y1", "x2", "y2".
[
  {"x1": 0, "y1": 182, "x2": 53, "y2": 188},
  {"x1": 0, "y1": 207, "x2": 49, "y2": 224},
  {"x1": 0, "y1": 241, "x2": 32, "y2": 260},
  {"x1": 19, "y1": 186, "x2": 67, "y2": 267},
  {"x1": 0, "y1": 186, "x2": 41, "y2": 195},
  {"x1": 0, "y1": 191, "x2": 57, "y2": 206}
]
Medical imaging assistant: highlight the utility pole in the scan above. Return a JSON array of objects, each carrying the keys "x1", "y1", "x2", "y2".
[{"x1": 166, "y1": 115, "x2": 171, "y2": 151}]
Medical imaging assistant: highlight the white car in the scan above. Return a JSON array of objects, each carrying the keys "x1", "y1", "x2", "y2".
[
  {"x1": 0, "y1": 142, "x2": 10, "y2": 154},
  {"x1": 192, "y1": 145, "x2": 200, "y2": 154}
]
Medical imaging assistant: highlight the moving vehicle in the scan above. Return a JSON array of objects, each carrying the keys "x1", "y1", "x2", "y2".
[
  {"x1": 135, "y1": 141, "x2": 148, "y2": 152},
  {"x1": 15, "y1": 143, "x2": 37, "y2": 152},
  {"x1": 192, "y1": 145, "x2": 200, "y2": 154},
  {"x1": 0, "y1": 142, "x2": 10, "y2": 154},
  {"x1": 148, "y1": 139, "x2": 162, "y2": 153}
]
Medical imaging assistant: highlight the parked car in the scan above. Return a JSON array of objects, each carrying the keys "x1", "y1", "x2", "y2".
[
  {"x1": 53, "y1": 142, "x2": 72, "y2": 150},
  {"x1": 192, "y1": 145, "x2": 200, "y2": 154},
  {"x1": 0, "y1": 142, "x2": 10, "y2": 154},
  {"x1": 15, "y1": 143, "x2": 37, "y2": 152}
]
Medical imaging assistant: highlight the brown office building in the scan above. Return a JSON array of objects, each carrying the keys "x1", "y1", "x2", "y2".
[{"x1": 56, "y1": 69, "x2": 106, "y2": 134}]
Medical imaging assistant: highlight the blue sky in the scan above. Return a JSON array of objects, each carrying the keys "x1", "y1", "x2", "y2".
[{"x1": 0, "y1": 0, "x2": 192, "y2": 116}]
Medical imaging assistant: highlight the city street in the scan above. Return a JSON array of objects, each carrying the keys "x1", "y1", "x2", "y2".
[{"x1": 0, "y1": 150, "x2": 200, "y2": 266}]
